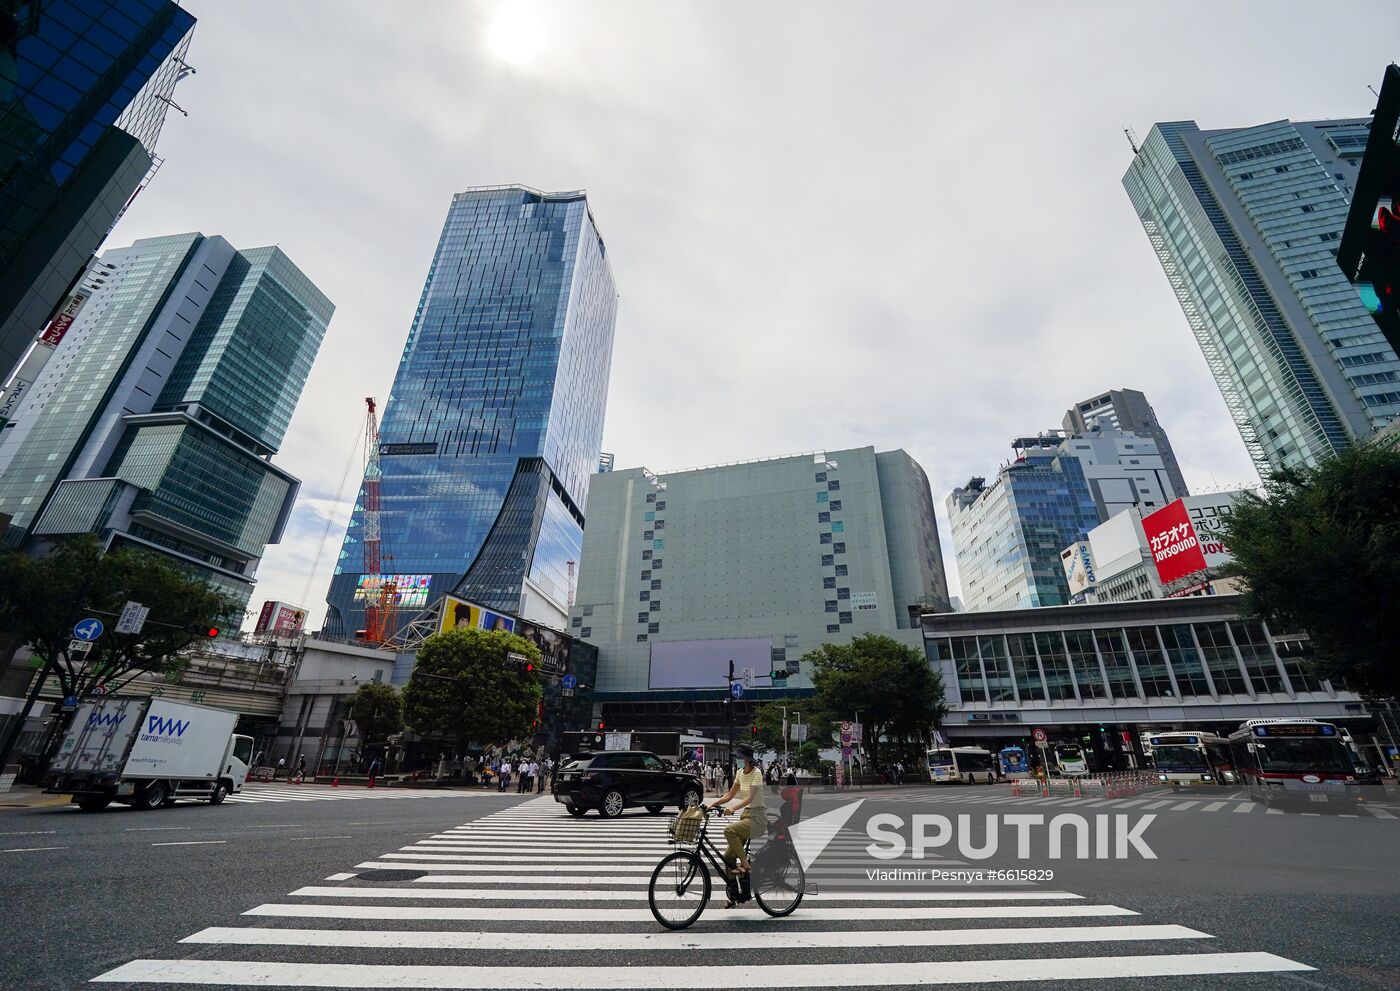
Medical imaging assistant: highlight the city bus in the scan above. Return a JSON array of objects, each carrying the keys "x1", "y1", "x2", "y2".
[
  {"x1": 927, "y1": 747, "x2": 997, "y2": 784},
  {"x1": 998, "y1": 746, "x2": 1029, "y2": 777},
  {"x1": 1054, "y1": 743, "x2": 1089, "y2": 777},
  {"x1": 1227, "y1": 719, "x2": 1363, "y2": 810},
  {"x1": 1144, "y1": 730, "x2": 1235, "y2": 786}
]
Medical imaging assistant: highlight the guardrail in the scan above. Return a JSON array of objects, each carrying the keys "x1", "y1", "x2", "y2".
[{"x1": 1010, "y1": 770, "x2": 1165, "y2": 798}]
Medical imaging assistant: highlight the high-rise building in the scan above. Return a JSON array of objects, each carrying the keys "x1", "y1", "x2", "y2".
[
  {"x1": 1123, "y1": 118, "x2": 1400, "y2": 475},
  {"x1": 572, "y1": 447, "x2": 948, "y2": 732},
  {"x1": 0, "y1": 1, "x2": 196, "y2": 387},
  {"x1": 1063, "y1": 388, "x2": 1188, "y2": 498},
  {"x1": 324, "y1": 186, "x2": 618, "y2": 637},
  {"x1": 598, "y1": 451, "x2": 615, "y2": 473},
  {"x1": 948, "y1": 429, "x2": 1180, "y2": 613},
  {"x1": 1339, "y1": 64, "x2": 1400, "y2": 356},
  {"x1": 0, "y1": 233, "x2": 333, "y2": 612}
]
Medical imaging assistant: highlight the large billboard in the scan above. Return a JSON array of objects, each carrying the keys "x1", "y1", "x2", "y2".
[
  {"x1": 254, "y1": 600, "x2": 308, "y2": 636},
  {"x1": 1060, "y1": 540, "x2": 1096, "y2": 596},
  {"x1": 648, "y1": 636, "x2": 771, "y2": 690},
  {"x1": 1181, "y1": 492, "x2": 1238, "y2": 570},
  {"x1": 1142, "y1": 500, "x2": 1208, "y2": 584},
  {"x1": 439, "y1": 594, "x2": 517, "y2": 635},
  {"x1": 354, "y1": 574, "x2": 433, "y2": 609}
]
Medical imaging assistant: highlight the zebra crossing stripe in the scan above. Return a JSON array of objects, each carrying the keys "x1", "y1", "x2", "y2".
[
  {"x1": 377, "y1": 853, "x2": 662, "y2": 863},
  {"x1": 1233, "y1": 803, "x2": 1256, "y2": 813},
  {"x1": 357, "y1": 861, "x2": 656, "y2": 872},
  {"x1": 1368, "y1": 807, "x2": 1397, "y2": 820},
  {"x1": 1202, "y1": 801, "x2": 1229, "y2": 812},
  {"x1": 180, "y1": 922, "x2": 1212, "y2": 951},
  {"x1": 244, "y1": 903, "x2": 1136, "y2": 922},
  {"x1": 287, "y1": 885, "x2": 1088, "y2": 903},
  {"x1": 91, "y1": 952, "x2": 1314, "y2": 986}
]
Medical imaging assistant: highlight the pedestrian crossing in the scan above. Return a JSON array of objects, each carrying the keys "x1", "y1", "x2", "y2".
[
  {"x1": 90, "y1": 793, "x2": 1318, "y2": 988},
  {"x1": 806, "y1": 788, "x2": 1398, "y2": 819},
  {"x1": 223, "y1": 784, "x2": 522, "y2": 805}
]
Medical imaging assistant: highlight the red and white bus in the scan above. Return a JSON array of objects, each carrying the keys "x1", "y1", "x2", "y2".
[{"x1": 1227, "y1": 719, "x2": 1363, "y2": 810}]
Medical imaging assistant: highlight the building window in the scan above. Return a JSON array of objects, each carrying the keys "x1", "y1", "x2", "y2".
[
  {"x1": 643, "y1": 530, "x2": 653, "y2": 540},
  {"x1": 650, "y1": 601, "x2": 661, "y2": 611},
  {"x1": 828, "y1": 480, "x2": 840, "y2": 491},
  {"x1": 655, "y1": 501, "x2": 665, "y2": 510},
  {"x1": 826, "y1": 624, "x2": 840, "y2": 634},
  {"x1": 818, "y1": 511, "x2": 830, "y2": 523},
  {"x1": 836, "y1": 588, "x2": 850, "y2": 600},
  {"x1": 831, "y1": 520, "x2": 844, "y2": 532},
  {"x1": 1299, "y1": 269, "x2": 1319, "y2": 279},
  {"x1": 646, "y1": 493, "x2": 655, "y2": 503},
  {"x1": 1195, "y1": 622, "x2": 1248, "y2": 695},
  {"x1": 1064, "y1": 629, "x2": 1106, "y2": 699},
  {"x1": 823, "y1": 577, "x2": 836, "y2": 589},
  {"x1": 648, "y1": 622, "x2": 660, "y2": 633},
  {"x1": 642, "y1": 549, "x2": 652, "y2": 560},
  {"x1": 820, "y1": 533, "x2": 832, "y2": 544},
  {"x1": 1095, "y1": 629, "x2": 1140, "y2": 700},
  {"x1": 571, "y1": 617, "x2": 582, "y2": 628},
  {"x1": 835, "y1": 564, "x2": 848, "y2": 576},
  {"x1": 644, "y1": 511, "x2": 655, "y2": 521},
  {"x1": 825, "y1": 601, "x2": 838, "y2": 612},
  {"x1": 1300, "y1": 204, "x2": 1314, "y2": 213},
  {"x1": 651, "y1": 579, "x2": 662, "y2": 590},
  {"x1": 641, "y1": 570, "x2": 651, "y2": 580},
  {"x1": 1125, "y1": 627, "x2": 1173, "y2": 698},
  {"x1": 817, "y1": 492, "x2": 828, "y2": 503},
  {"x1": 654, "y1": 519, "x2": 665, "y2": 530},
  {"x1": 1230, "y1": 620, "x2": 1287, "y2": 694},
  {"x1": 1034, "y1": 631, "x2": 1075, "y2": 701},
  {"x1": 821, "y1": 554, "x2": 834, "y2": 566},
  {"x1": 1159, "y1": 624, "x2": 1211, "y2": 696},
  {"x1": 1008, "y1": 633, "x2": 1046, "y2": 701},
  {"x1": 581, "y1": 605, "x2": 593, "y2": 617},
  {"x1": 945, "y1": 637, "x2": 987, "y2": 703},
  {"x1": 1319, "y1": 231, "x2": 1339, "y2": 241},
  {"x1": 833, "y1": 542, "x2": 846, "y2": 554},
  {"x1": 839, "y1": 612, "x2": 852, "y2": 624},
  {"x1": 654, "y1": 539, "x2": 664, "y2": 549},
  {"x1": 637, "y1": 634, "x2": 648, "y2": 642},
  {"x1": 580, "y1": 627, "x2": 591, "y2": 638},
  {"x1": 830, "y1": 500, "x2": 842, "y2": 511},
  {"x1": 815, "y1": 471, "x2": 826, "y2": 483},
  {"x1": 652, "y1": 559, "x2": 663, "y2": 569},
  {"x1": 978, "y1": 635, "x2": 1015, "y2": 703},
  {"x1": 637, "y1": 612, "x2": 649, "y2": 623},
  {"x1": 639, "y1": 591, "x2": 650, "y2": 601}
]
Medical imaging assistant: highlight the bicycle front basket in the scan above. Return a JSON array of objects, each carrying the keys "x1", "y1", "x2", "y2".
[{"x1": 669, "y1": 811, "x2": 703, "y2": 845}]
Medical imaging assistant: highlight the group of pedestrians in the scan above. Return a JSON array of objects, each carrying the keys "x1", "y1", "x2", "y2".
[{"x1": 489, "y1": 756, "x2": 554, "y2": 793}]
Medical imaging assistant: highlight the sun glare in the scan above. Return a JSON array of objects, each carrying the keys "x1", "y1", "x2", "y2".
[{"x1": 485, "y1": 3, "x2": 547, "y2": 67}]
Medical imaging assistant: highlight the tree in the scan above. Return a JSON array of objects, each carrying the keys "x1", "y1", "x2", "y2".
[
  {"x1": 0, "y1": 536, "x2": 239, "y2": 765},
  {"x1": 345, "y1": 682, "x2": 403, "y2": 745},
  {"x1": 803, "y1": 633, "x2": 948, "y2": 771},
  {"x1": 402, "y1": 627, "x2": 543, "y2": 752},
  {"x1": 1219, "y1": 440, "x2": 1400, "y2": 700},
  {"x1": 750, "y1": 700, "x2": 829, "y2": 761}
]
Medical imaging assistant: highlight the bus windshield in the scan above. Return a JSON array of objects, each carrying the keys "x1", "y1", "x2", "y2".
[
  {"x1": 1152, "y1": 745, "x2": 1208, "y2": 771},
  {"x1": 928, "y1": 751, "x2": 954, "y2": 767},
  {"x1": 1058, "y1": 746, "x2": 1083, "y2": 759},
  {"x1": 1253, "y1": 738, "x2": 1354, "y2": 774}
]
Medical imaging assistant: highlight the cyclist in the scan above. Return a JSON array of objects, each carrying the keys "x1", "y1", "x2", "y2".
[{"x1": 707, "y1": 743, "x2": 766, "y2": 902}]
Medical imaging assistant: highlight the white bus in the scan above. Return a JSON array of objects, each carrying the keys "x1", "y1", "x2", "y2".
[
  {"x1": 1054, "y1": 744, "x2": 1089, "y2": 777},
  {"x1": 1143, "y1": 730, "x2": 1235, "y2": 786},
  {"x1": 927, "y1": 747, "x2": 997, "y2": 785}
]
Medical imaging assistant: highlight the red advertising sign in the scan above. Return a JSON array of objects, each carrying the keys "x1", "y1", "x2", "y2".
[
  {"x1": 38, "y1": 292, "x2": 88, "y2": 347},
  {"x1": 1142, "y1": 499, "x2": 1208, "y2": 584}
]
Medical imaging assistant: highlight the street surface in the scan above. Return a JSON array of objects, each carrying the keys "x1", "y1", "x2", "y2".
[{"x1": 1, "y1": 782, "x2": 1396, "y2": 989}]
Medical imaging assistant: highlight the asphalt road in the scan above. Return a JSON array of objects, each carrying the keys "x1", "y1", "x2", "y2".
[{"x1": 1, "y1": 782, "x2": 1395, "y2": 990}]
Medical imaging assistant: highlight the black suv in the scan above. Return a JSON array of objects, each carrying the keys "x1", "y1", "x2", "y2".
[{"x1": 553, "y1": 750, "x2": 703, "y2": 818}]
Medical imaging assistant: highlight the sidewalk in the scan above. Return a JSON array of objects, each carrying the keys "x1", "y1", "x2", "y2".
[{"x1": 0, "y1": 784, "x2": 72, "y2": 811}]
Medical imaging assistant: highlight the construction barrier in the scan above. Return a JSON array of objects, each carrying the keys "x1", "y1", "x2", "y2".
[{"x1": 1008, "y1": 770, "x2": 1166, "y2": 800}]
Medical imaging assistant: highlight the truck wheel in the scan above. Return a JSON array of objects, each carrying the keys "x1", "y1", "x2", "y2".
[
  {"x1": 76, "y1": 796, "x2": 111, "y2": 813},
  {"x1": 139, "y1": 782, "x2": 168, "y2": 811},
  {"x1": 209, "y1": 783, "x2": 228, "y2": 805}
]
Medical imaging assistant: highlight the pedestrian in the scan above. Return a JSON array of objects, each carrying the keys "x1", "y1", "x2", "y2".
[
  {"x1": 538, "y1": 758, "x2": 549, "y2": 793},
  {"x1": 276, "y1": 755, "x2": 286, "y2": 778},
  {"x1": 295, "y1": 753, "x2": 306, "y2": 783},
  {"x1": 254, "y1": 750, "x2": 264, "y2": 768},
  {"x1": 368, "y1": 756, "x2": 381, "y2": 787},
  {"x1": 499, "y1": 759, "x2": 511, "y2": 793},
  {"x1": 707, "y1": 743, "x2": 766, "y2": 908}
]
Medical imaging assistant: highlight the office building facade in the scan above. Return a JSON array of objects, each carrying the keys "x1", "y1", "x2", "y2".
[
  {"x1": 572, "y1": 448, "x2": 949, "y2": 731},
  {"x1": 925, "y1": 596, "x2": 1368, "y2": 769},
  {"x1": 1123, "y1": 118, "x2": 1400, "y2": 475},
  {"x1": 324, "y1": 186, "x2": 618, "y2": 638},
  {"x1": 1063, "y1": 389, "x2": 1188, "y2": 499},
  {"x1": 948, "y1": 430, "x2": 1180, "y2": 613},
  {"x1": 0, "y1": 233, "x2": 333, "y2": 612},
  {"x1": 0, "y1": 0, "x2": 195, "y2": 386}
]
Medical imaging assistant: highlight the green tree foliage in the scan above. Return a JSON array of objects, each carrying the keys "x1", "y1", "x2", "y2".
[
  {"x1": 803, "y1": 633, "x2": 948, "y2": 770},
  {"x1": 402, "y1": 627, "x2": 543, "y2": 749},
  {"x1": 345, "y1": 682, "x2": 404, "y2": 744},
  {"x1": 0, "y1": 536, "x2": 239, "y2": 703},
  {"x1": 1220, "y1": 441, "x2": 1400, "y2": 700},
  {"x1": 749, "y1": 700, "x2": 829, "y2": 762}
]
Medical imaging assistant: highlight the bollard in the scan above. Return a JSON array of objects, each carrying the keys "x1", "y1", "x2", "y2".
[{"x1": 331, "y1": 776, "x2": 338, "y2": 787}]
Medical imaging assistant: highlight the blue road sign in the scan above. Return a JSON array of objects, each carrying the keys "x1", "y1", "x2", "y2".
[
  {"x1": 63, "y1": 695, "x2": 77, "y2": 708},
  {"x1": 730, "y1": 681, "x2": 745, "y2": 700},
  {"x1": 561, "y1": 674, "x2": 578, "y2": 690},
  {"x1": 73, "y1": 618, "x2": 104, "y2": 641}
]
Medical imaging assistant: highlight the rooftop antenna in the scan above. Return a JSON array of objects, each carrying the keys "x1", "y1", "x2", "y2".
[
  {"x1": 1368, "y1": 84, "x2": 1381, "y2": 99},
  {"x1": 1123, "y1": 127, "x2": 1140, "y2": 155}
]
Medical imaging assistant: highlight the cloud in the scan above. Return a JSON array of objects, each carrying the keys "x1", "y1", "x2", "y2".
[{"x1": 107, "y1": 0, "x2": 1398, "y2": 614}]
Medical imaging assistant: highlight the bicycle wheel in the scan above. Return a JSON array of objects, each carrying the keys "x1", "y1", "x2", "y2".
[
  {"x1": 648, "y1": 851, "x2": 710, "y2": 929},
  {"x1": 752, "y1": 843, "x2": 805, "y2": 917}
]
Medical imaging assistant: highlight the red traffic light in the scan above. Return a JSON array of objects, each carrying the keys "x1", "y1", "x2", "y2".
[
  {"x1": 598, "y1": 720, "x2": 606, "y2": 732},
  {"x1": 750, "y1": 724, "x2": 758, "y2": 737},
  {"x1": 525, "y1": 663, "x2": 534, "y2": 673},
  {"x1": 188, "y1": 624, "x2": 219, "y2": 637}
]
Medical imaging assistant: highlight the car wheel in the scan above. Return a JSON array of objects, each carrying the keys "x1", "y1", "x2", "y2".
[
  {"x1": 646, "y1": 804, "x2": 664, "y2": 815},
  {"x1": 139, "y1": 782, "x2": 167, "y2": 811},
  {"x1": 600, "y1": 789, "x2": 625, "y2": 818},
  {"x1": 679, "y1": 788, "x2": 702, "y2": 811},
  {"x1": 209, "y1": 783, "x2": 228, "y2": 805},
  {"x1": 566, "y1": 804, "x2": 587, "y2": 818}
]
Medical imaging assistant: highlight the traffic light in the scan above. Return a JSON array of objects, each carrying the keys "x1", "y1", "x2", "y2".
[
  {"x1": 188, "y1": 624, "x2": 220, "y2": 638},
  {"x1": 502, "y1": 652, "x2": 535, "y2": 673},
  {"x1": 750, "y1": 724, "x2": 758, "y2": 738},
  {"x1": 597, "y1": 720, "x2": 606, "y2": 732}
]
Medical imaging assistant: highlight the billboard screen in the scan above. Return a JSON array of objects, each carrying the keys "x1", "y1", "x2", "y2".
[
  {"x1": 648, "y1": 636, "x2": 771, "y2": 690},
  {"x1": 516, "y1": 618, "x2": 570, "y2": 674},
  {"x1": 354, "y1": 574, "x2": 433, "y2": 609},
  {"x1": 254, "y1": 600, "x2": 308, "y2": 636},
  {"x1": 439, "y1": 595, "x2": 517, "y2": 634},
  {"x1": 38, "y1": 292, "x2": 88, "y2": 347},
  {"x1": 1142, "y1": 500, "x2": 1207, "y2": 584}
]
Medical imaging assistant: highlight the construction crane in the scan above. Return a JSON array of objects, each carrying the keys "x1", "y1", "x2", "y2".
[
  {"x1": 358, "y1": 397, "x2": 398, "y2": 646},
  {"x1": 566, "y1": 560, "x2": 577, "y2": 610}
]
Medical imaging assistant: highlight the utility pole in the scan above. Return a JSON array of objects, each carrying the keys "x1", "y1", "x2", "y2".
[{"x1": 726, "y1": 659, "x2": 734, "y2": 777}]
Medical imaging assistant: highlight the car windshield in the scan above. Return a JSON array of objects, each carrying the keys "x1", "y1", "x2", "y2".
[
  {"x1": 1252, "y1": 738, "x2": 1354, "y2": 774},
  {"x1": 928, "y1": 752, "x2": 954, "y2": 767},
  {"x1": 1152, "y1": 745, "x2": 1208, "y2": 771}
]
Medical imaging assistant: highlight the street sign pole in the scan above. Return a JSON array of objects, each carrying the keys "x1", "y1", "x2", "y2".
[{"x1": 726, "y1": 659, "x2": 735, "y2": 774}]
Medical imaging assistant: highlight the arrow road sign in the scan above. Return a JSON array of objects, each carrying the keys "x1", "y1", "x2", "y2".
[
  {"x1": 730, "y1": 681, "x2": 745, "y2": 700},
  {"x1": 73, "y1": 618, "x2": 104, "y2": 641},
  {"x1": 561, "y1": 674, "x2": 577, "y2": 690}
]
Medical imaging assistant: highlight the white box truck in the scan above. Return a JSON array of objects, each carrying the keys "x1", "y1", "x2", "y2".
[{"x1": 46, "y1": 697, "x2": 252, "y2": 812}]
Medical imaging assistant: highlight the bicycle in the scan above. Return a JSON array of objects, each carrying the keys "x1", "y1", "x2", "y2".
[{"x1": 647, "y1": 806, "x2": 806, "y2": 929}]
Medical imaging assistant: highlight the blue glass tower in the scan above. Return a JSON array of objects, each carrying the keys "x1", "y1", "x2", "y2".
[{"x1": 324, "y1": 186, "x2": 618, "y2": 636}]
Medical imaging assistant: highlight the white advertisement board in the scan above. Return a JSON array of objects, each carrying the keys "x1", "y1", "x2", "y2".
[
  {"x1": 648, "y1": 636, "x2": 772, "y2": 690},
  {"x1": 123, "y1": 700, "x2": 237, "y2": 780}
]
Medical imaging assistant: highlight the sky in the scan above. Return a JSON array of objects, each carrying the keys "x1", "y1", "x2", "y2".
[{"x1": 105, "y1": 1, "x2": 1400, "y2": 628}]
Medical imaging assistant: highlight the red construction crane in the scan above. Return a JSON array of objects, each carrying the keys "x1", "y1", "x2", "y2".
[{"x1": 359, "y1": 397, "x2": 397, "y2": 645}]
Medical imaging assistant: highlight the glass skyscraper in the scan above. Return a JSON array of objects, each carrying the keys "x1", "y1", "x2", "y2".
[
  {"x1": 0, "y1": 233, "x2": 333, "y2": 614},
  {"x1": 324, "y1": 186, "x2": 618, "y2": 637},
  {"x1": 0, "y1": 0, "x2": 195, "y2": 383},
  {"x1": 1123, "y1": 118, "x2": 1400, "y2": 475}
]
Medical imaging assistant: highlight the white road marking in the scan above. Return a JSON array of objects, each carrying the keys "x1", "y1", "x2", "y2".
[
  {"x1": 152, "y1": 840, "x2": 227, "y2": 847},
  {"x1": 1202, "y1": 801, "x2": 1229, "y2": 812},
  {"x1": 1368, "y1": 807, "x2": 1397, "y2": 819},
  {"x1": 357, "y1": 861, "x2": 652, "y2": 872},
  {"x1": 404, "y1": 877, "x2": 1080, "y2": 894},
  {"x1": 1233, "y1": 803, "x2": 1257, "y2": 813},
  {"x1": 323, "y1": 873, "x2": 357, "y2": 881},
  {"x1": 0, "y1": 830, "x2": 57, "y2": 836},
  {"x1": 90, "y1": 952, "x2": 1314, "y2": 986},
  {"x1": 377, "y1": 853, "x2": 662, "y2": 863},
  {"x1": 292, "y1": 835, "x2": 353, "y2": 841},
  {"x1": 1171, "y1": 801, "x2": 1200, "y2": 811},
  {"x1": 1265, "y1": 808, "x2": 1285, "y2": 816},
  {"x1": 180, "y1": 922, "x2": 1212, "y2": 950},
  {"x1": 245, "y1": 903, "x2": 1136, "y2": 922},
  {"x1": 1141, "y1": 799, "x2": 1174, "y2": 810},
  {"x1": 125, "y1": 827, "x2": 191, "y2": 832},
  {"x1": 2, "y1": 845, "x2": 67, "y2": 853}
]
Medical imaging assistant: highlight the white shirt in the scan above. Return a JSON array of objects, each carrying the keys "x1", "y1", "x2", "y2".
[{"x1": 501, "y1": 762, "x2": 512, "y2": 775}]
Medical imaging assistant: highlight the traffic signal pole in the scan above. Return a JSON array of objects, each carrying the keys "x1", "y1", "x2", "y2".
[{"x1": 726, "y1": 659, "x2": 734, "y2": 778}]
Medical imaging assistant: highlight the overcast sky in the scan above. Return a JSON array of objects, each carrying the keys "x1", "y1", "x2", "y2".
[{"x1": 108, "y1": 1, "x2": 1400, "y2": 627}]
